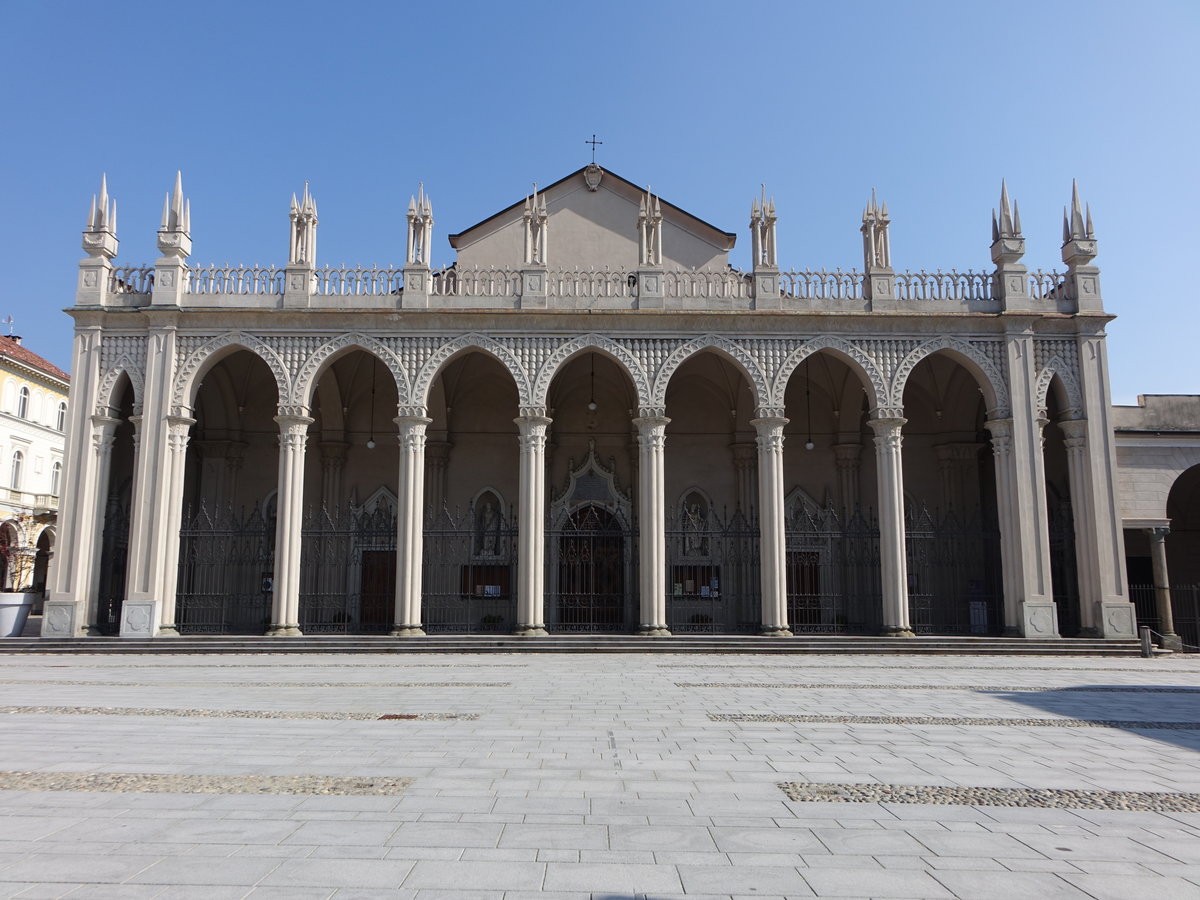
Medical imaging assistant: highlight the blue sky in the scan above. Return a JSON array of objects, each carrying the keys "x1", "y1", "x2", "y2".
[{"x1": 2, "y1": 0, "x2": 1196, "y2": 404}]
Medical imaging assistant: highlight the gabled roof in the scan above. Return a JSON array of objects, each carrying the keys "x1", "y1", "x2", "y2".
[
  {"x1": 447, "y1": 165, "x2": 737, "y2": 250},
  {"x1": 0, "y1": 336, "x2": 69, "y2": 384}
]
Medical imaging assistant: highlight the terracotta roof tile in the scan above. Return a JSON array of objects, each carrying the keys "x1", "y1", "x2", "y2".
[{"x1": 0, "y1": 337, "x2": 69, "y2": 383}]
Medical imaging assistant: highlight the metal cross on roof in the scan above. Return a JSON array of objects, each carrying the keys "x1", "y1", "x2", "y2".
[{"x1": 585, "y1": 134, "x2": 603, "y2": 164}]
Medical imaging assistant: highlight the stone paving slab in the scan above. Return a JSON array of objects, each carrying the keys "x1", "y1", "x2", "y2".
[{"x1": 0, "y1": 650, "x2": 1197, "y2": 897}]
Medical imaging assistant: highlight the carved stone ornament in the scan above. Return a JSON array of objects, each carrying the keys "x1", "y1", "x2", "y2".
[{"x1": 584, "y1": 164, "x2": 603, "y2": 192}]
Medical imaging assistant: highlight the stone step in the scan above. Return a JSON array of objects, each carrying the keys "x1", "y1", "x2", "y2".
[{"x1": 0, "y1": 635, "x2": 1158, "y2": 656}]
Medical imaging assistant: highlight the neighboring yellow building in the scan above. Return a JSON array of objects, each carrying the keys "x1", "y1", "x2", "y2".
[{"x1": 0, "y1": 334, "x2": 68, "y2": 603}]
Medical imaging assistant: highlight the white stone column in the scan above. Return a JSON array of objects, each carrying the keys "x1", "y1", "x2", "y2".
[
  {"x1": 514, "y1": 415, "x2": 551, "y2": 635},
  {"x1": 43, "y1": 329, "x2": 104, "y2": 637},
  {"x1": 268, "y1": 413, "x2": 312, "y2": 636},
  {"x1": 393, "y1": 415, "x2": 431, "y2": 636},
  {"x1": 1005, "y1": 331, "x2": 1059, "y2": 636},
  {"x1": 150, "y1": 415, "x2": 195, "y2": 637},
  {"x1": 752, "y1": 415, "x2": 790, "y2": 636},
  {"x1": 868, "y1": 415, "x2": 912, "y2": 636},
  {"x1": 633, "y1": 415, "x2": 670, "y2": 635}
]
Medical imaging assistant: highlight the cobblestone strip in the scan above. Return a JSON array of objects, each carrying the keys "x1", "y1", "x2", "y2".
[
  {"x1": 778, "y1": 781, "x2": 1200, "y2": 812},
  {"x1": 0, "y1": 771, "x2": 413, "y2": 796},
  {"x1": 0, "y1": 706, "x2": 478, "y2": 721},
  {"x1": 664, "y1": 663, "x2": 1199, "y2": 673},
  {"x1": 711, "y1": 713, "x2": 1200, "y2": 730},
  {"x1": 680, "y1": 682, "x2": 1200, "y2": 693},
  {"x1": 0, "y1": 680, "x2": 511, "y2": 688}
]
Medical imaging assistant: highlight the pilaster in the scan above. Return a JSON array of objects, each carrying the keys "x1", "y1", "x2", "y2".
[
  {"x1": 1069, "y1": 329, "x2": 1136, "y2": 638},
  {"x1": 833, "y1": 443, "x2": 862, "y2": 519},
  {"x1": 867, "y1": 415, "x2": 912, "y2": 636},
  {"x1": 393, "y1": 415, "x2": 431, "y2": 636},
  {"x1": 752, "y1": 415, "x2": 790, "y2": 636},
  {"x1": 43, "y1": 327, "x2": 105, "y2": 637},
  {"x1": 1003, "y1": 329, "x2": 1058, "y2": 636},
  {"x1": 514, "y1": 415, "x2": 551, "y2": 635}
]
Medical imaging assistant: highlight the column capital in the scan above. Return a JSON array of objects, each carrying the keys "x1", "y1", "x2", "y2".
[
  {"x1": 393, "y1": 414, "x2": 433, "y2": 430},
  {"x1": 632, "y1": 415, "x2": 671, "y2": 433},
  {"x1": 514, "y1": 414, "x2": 553, "y2": 432},
  {"x1": 1056, "y1": 416, "x2": 1089, "y2": 442},
  {"x1": 89, "y1": 414, "x2": 122, "y2": 434},
  {"x1": 866, "y1": 415, "x2": 906, "y2": 434},
  {"x1": 1145, "y1": 525, "x2": 1170, "y2": 542},
  {"x1": 833, "y1": 442, "x2": 862, "y2": 465},
  {"x1": 273, "y1": 413, "x2": 314, "y2": 433},
  {"x1": 750, "y1": 415, "x2": 788, "y2": 432}
]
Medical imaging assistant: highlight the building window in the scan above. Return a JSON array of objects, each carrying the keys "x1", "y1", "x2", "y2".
[
  {"x1": 17, "y1": 387, "x2": 29, "y2": 419},
  {"x1": 50, "y1": 461, "x2": 61, "y2": 496},
  {"x1": 11, "y1": 451, "x2": 23, "y2": 491},
  {"x1": 56, "y1": 401, "x2": 66, "y2": 431}
]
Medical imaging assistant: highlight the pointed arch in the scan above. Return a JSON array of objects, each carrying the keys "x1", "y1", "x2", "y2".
[
  {"x1": 96, "y1": 364, "x2": 142, "y2": 414},
  {"x1": 1035, "y1": 358, "x2": 1084, "y2": 420},
  {"x1": 292, "y1": 333, "x2": 410, "y2": 408},
  {"x1": 412, "y1": 333, "x2": 530, "y2": 409},
  {"x1": 774, "y1": 338, "x2": 886, "y2": 412},
  {"x1": 532, "y1": 335, "x2": 649, "y2": 411},
  {"x1": 652, "y1": 335, "x2": 768, "y2": 410},
  {"x1": 891, "y1": 337, "x2": 1007, "y2": 415},
  {"x1": 172, "y1": 332, "x2": 288, "y2": 412}
]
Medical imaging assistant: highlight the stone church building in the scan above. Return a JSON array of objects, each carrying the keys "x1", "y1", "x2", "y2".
[{"x1": 45, "y1": 164, "x2": 1170, "y2": 643}]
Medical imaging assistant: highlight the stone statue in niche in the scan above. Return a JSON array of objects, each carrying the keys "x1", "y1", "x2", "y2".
[
  {"x1": 475, "y1": 497, "x2": 501, "y2": 557},
  {"x1": 682, "y1": 494, "x2": 708, "y2": 557}
]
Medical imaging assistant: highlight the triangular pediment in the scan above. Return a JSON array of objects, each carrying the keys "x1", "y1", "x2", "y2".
[{"x1": 448, "y1": 166, "x2": 736, "y2": 272}]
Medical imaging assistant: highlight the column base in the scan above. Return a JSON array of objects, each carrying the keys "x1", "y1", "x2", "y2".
[
  {"x1": 638, "y1": 626, "x2": 671, "y2": 636},
  {"x1": 390, "y1": 625, "x2": 426, "y2": 637},
  {"x1": 1095, "y1": 601, "x2": 1138, "y2": 639},
  {"x1": 41, "y1": 599, "x2": 82, "y2": 637},
  {"x1": 120, "y1": 600, "x2": 159, "y2": 638},
  {"x1": 1019, "y1": 601, "x2": 1060, "y2": 638},
  {"x1": 266, "y1": 624, "x2": 303, "y2": 637},
  {"x1": 882, "y1": 627, "x2": 915, "y2": 637},
  {"x1": 1154, "y1": 632, "x2": 1182, "y2": 651},
  {"x1": 155, "y1": 625, "x2": 181, "y2": 638},
  {"x1": 513, "y1": 625, "x2": 548, "y2": 637},
  {"x1": 760, "y1": 626, "x2": 793, "y2": 637}
]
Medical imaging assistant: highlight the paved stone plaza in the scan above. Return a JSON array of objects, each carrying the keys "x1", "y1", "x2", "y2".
[{"x1": 0, "y1": 651, "x2": 1198, "y2": 899}]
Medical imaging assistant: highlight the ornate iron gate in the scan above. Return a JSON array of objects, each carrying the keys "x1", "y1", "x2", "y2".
[
  {"x1": 1048, "y1": 500, "x2": 1081, "y2": 636},
  {"x1": 423, "y1": 504, "x2": 517, "y2": 633},
  {"x1": 176, "y1": 505, "x2": 273, "y2": 634},
  {"x1": 666, "y1": 507, "x2": 759, "y2": 633},
  {"x1": 906, "y1": 505, "x2": 1002, "y2": 635},
  {"x1": 299, "y1": 506, "x2": 395, "y2": 634},
  {"x1": 95, "y1": 494, "x2": 130, "y2": 635},
  {"x1": 547, "y1": 505, "x2": 634, "y2": 633},
  {"x1": 785, "y1": 506, "x2": 880, "y2": 634}
]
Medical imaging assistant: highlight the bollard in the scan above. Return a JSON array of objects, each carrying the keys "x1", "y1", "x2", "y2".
[{"x1": 1139, "y1": 625, "x2": 1153, "y2": 658}]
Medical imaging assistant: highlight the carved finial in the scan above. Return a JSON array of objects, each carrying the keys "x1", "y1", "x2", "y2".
[
  {"x1": 405, "y1": 182, "x2": 433, "y2": 266},
  {"x1": 1061, "y1": 181, "x2": 1098, "y2": 268},
  {"x1": 1069, "y1": 179, "x2": 1086, "y2": 240},
  {"x1": 288, "y1": 181, "x2": 318, "y2": 265},
  {"x1": 82, "y1": 174, "x2": 119, "y2": 260},
  {"x1": 861, "y1": 189, "x2": 891, "y2": 270}
]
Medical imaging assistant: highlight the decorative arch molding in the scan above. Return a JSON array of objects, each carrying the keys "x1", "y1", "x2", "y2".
[
  {"x1": 651, "y1": 335, "x2": 768, "y2": 410},
  {"x1": 532, "y1": 334, "x2": 650, "y2": 411},
  {"x1": 96, "y1": 361, "x2": 144, "y2": 413},
  {"x1": 291, "y1": 332, "x2": 411, "y2": 408},
  {"x1": 549, "y1": 440, "x2": 634, "y2": 531},
  {"x1": 1035, "y1": 358, "x2": 1084, "y2": 420},
  {"x1": 772, "y1": 337, "x2": 887, "y2": 411},
  {"x1": 411, "y1": 332, "x2": 532, "y2": 409},
  {"x1": 355, "y1": 485, "x2": 397, "y2": 515},
  {"x1": 890, "y1": 336, "x2": 1009, "y2": 416},
  {"x1": 172, "y1": 332, "x2": 289, "y2": 413}
]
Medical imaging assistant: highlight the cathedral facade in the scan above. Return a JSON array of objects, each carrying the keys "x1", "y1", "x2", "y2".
[{"x1": 45, "y1": 165, "x2": 1140, "y2": 641}]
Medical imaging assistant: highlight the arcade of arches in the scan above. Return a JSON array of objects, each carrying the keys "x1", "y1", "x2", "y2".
[{"x1": 81, "y1": 344, "x2": 1122, "y2": 639}]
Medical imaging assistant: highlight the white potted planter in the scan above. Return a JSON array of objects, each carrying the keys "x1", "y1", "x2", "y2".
[{"x1": 0, "y1": 590, "x2": 36, "y2": 637}]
